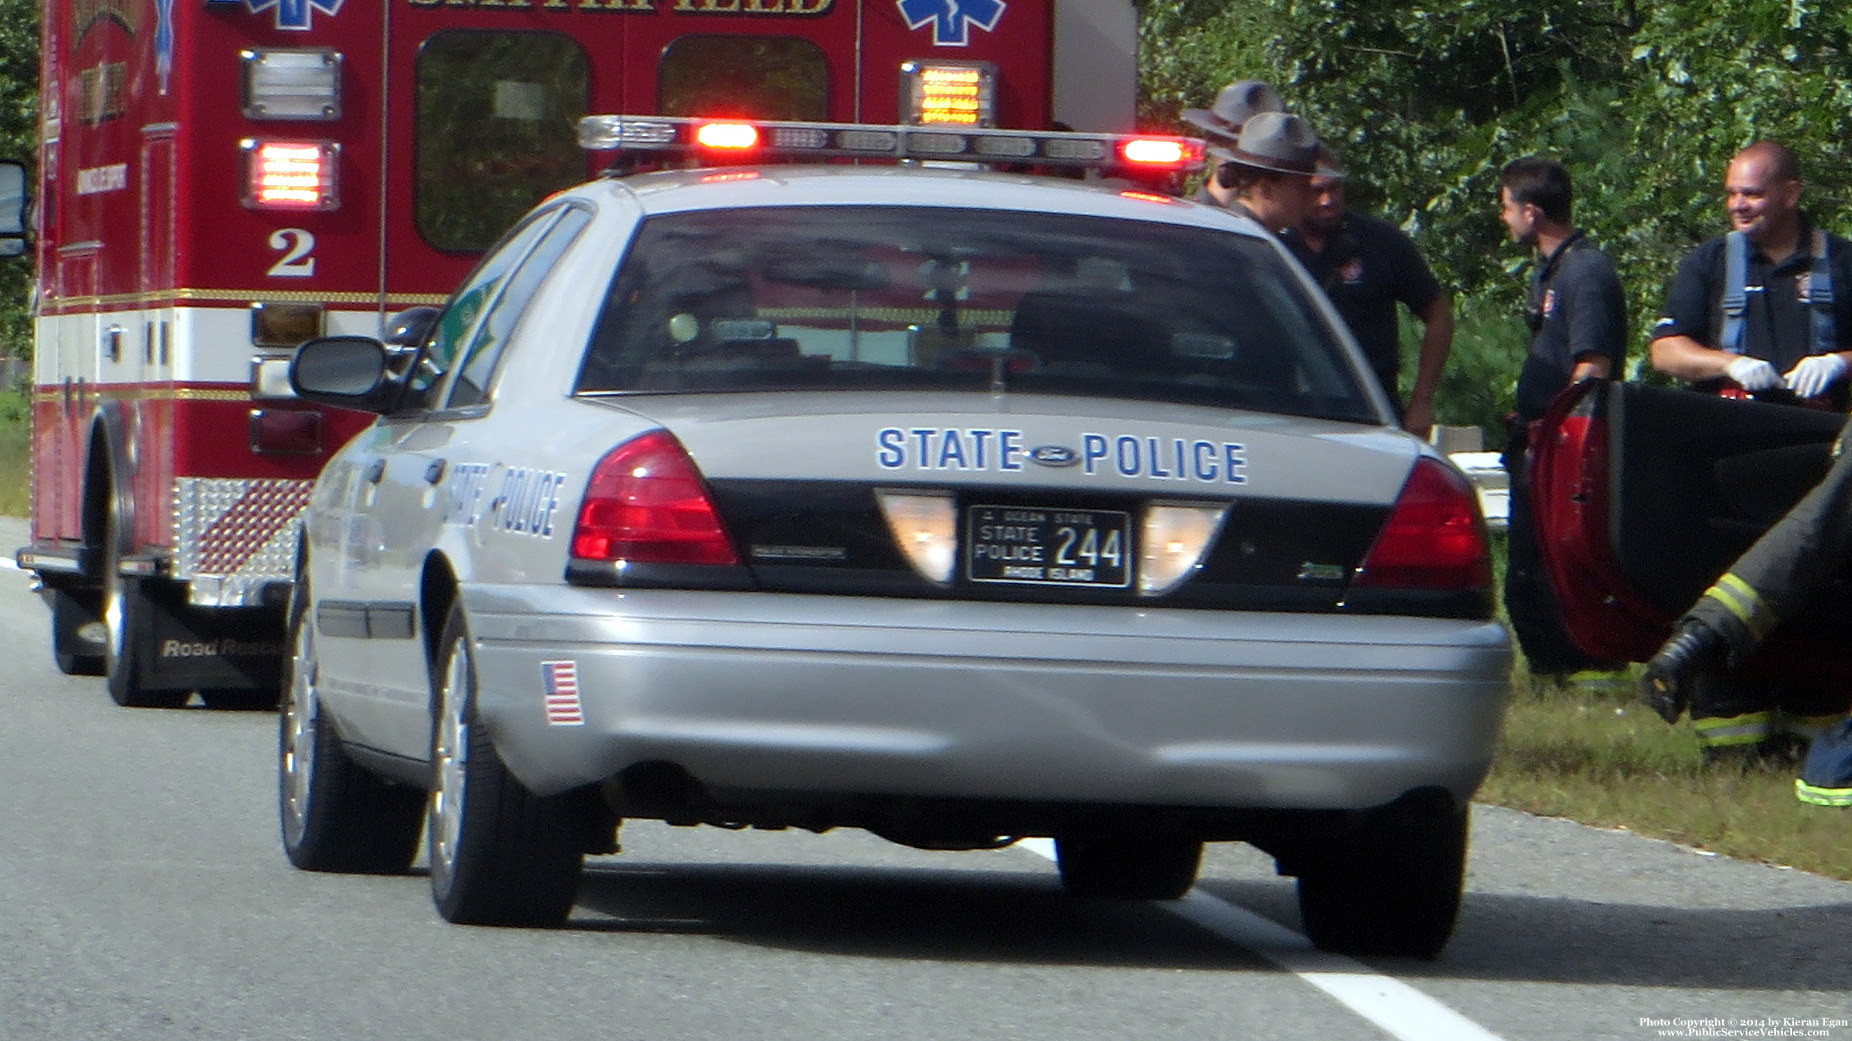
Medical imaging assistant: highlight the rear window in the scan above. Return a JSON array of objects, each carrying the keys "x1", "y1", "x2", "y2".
[
  {"x1": 415, "y1": 30, "x2": 590, "y2": 253},
  {"x1": 576, "y1": 206, "x2": 1376, "y2": 422}
]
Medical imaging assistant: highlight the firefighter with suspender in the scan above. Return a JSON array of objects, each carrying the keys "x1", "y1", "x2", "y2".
[{"x1": 1645, "y1": 140, "x2": 1852, "y2": 767}]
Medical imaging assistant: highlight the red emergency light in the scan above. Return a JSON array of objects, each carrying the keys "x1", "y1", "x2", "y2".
[
  {"x1": 1119, "y1": 138, "x2": 1200, "y2": 168},
  {"x1": 694, "y1": 122, "x2": 761, "y2": 151},
  {"x1": 242, "y1": 139, "x2": 339, "y2": 210}
]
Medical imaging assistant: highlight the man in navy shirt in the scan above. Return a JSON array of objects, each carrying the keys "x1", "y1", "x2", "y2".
[
  {"x1": 1649, "y1": 140, "x2": 1852, "y2": 407},
  {"x1": 1497, "y1": 156, "x2": 1627, "y2": 679},
  {"x1": 1290, "y1": 147, "x2": 1453, "y2": 437},
  {"x1": 1644, "y1": 140, "x2": 1852, "y2": 764}
]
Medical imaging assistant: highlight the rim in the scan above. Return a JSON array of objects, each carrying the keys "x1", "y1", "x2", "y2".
[
  {"x1": 279, "y1": 610, "x2": 316, "y2": 845},
  {"x1": 102, "y1": 533, "x2": 126, "y2": 671},
  {"x1": 429, "y1": 636, "x2": 468, "y2": 882}
]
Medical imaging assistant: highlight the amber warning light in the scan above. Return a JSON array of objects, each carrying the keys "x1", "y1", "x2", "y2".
[{"x1": 242, "y1": 139, "x2": 339, "y2": 210}]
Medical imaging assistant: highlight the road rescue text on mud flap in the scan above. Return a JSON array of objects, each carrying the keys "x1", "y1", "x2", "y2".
[{"x1": 875, "y1": 427, "x2": 1249, "y2": 484}]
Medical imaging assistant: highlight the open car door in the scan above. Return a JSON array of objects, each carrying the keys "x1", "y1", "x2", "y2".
[{"x1": 1530, "y1": 380, "x2": 1852, "y2": 687}]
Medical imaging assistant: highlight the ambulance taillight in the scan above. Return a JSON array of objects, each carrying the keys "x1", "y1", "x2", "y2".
[{"x1": 242, "y1": 140, "x2": 340, "y2": 211}]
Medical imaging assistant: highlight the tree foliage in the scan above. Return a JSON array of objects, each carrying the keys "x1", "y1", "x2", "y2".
[
  {"x1": 1141, "y1": 0, "x2": 1852, "y2": 428},
  {"x1": 0, "y1": 0, "x2": 34, "y2": 367}
]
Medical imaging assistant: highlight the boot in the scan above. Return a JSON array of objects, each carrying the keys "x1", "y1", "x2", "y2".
[{"x1": 1641, "y1": 621, "x2": 1725, "y2": 724}]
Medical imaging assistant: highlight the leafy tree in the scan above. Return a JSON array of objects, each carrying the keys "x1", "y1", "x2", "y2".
[
  {"x1": 1141, "y1": 0, "x2": 1852, "y2": 435},
  {"x1": 0, "y1": 0, "x2": 33, "y2": 371}
]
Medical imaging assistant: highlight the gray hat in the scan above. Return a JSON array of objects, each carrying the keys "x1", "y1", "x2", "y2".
[
  {"x1": 1314, "y1": 143, "x2": 1347, "y2": 180},
  {"x1": 1207, "y1": 111, "x2": 1322, "y2": 176},
  {"x1": 1180, "y1": 80, "x2": 1285, "y2": 142}
]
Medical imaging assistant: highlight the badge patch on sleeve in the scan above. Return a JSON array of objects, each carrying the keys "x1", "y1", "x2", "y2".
[{"x1": 542, "y1": 661, "x2": 585, "y2": 726}]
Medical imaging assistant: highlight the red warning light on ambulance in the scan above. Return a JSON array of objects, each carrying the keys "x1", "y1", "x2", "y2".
[{"x1": 242, "y1": 139, "x2": 340, "y2": 210}]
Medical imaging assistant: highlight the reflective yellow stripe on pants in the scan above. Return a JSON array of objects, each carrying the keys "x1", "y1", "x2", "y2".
[
  {"x1": 1692, "y1": 711, "x2": 1775, "y2": 749},
  {"x1": 1794, "y1": 779, "x2": 1852, "y2": 807}
]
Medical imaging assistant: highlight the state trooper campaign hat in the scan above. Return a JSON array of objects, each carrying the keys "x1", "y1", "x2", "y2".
[
  {"x1": 1313, "y1": 143, "x2": 1348, "y2": 180},
  {"x1": 1207, "y1": 111, "x2": 1322, "y2": 176},
  {"x1": 1180, "y1": 80, "x2": 1285, "y2": 142}
]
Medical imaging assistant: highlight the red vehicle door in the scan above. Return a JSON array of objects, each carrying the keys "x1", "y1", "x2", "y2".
[{"x1": 1531, "y1": 379, "x2": 1852, "y2": 687}]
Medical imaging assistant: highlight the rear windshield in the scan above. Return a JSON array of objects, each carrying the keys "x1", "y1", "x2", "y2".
[{"x1": 576, "y1": 206, "x2": 1377, "y2": 422}]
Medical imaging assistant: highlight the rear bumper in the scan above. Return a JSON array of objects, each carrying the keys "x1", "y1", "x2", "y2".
[{"x1": 463, "y1": 587, "x2": 1512, "y2": 814}]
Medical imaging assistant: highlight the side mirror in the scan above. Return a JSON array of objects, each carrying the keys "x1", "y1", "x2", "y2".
[
  {"x1": 290, "y1": 335, "x2": 403, "y2": 414},
  {"x1": 0, "y1": 161, "x2": 29, "y2": 258},
  {"x1": 383, "y1": 305, "x2": 441, "y2": 348}
]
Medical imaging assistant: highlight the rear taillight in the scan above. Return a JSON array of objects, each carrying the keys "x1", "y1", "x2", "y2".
[
  {"x1": 570, "y1": 431, "x2": 738, "y2": 566},
  {"x1": 1353, "y1": 457, "x2": 1491, "y2": 591},
  {"x1": 242, "y1": 138, "x2": 339, "y2": 210}
]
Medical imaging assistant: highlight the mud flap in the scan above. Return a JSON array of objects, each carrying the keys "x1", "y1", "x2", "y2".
[{"x1": 131, "y1": 580, "x2": 287, "y2": 693}]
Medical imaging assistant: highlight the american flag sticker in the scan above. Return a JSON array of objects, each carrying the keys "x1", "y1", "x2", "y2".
[{"x1": 541, "y1": 660, "x2": 585, "y2": 726}]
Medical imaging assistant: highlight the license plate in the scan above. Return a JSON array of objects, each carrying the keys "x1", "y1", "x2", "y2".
[{"x1": 965, "y1": 505, "x2": 1131, "y2": 588}]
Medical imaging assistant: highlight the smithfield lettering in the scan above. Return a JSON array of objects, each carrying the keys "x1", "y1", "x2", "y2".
[{"x1": 405, "y1": 0, "x2": 835, "y2": 13}]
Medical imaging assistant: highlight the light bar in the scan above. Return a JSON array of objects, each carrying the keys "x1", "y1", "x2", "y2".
[
  {"x1": 578, "y1": 115, "x2": 1204, "y2": 174},
  {"x1": 900, "y1": 61, "x2": 996, "y2": 127},
  {"x1": 242, "y1": 139, "x2": 339, "y2": 210}
]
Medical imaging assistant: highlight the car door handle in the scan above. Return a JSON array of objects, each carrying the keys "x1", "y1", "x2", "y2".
[
  {"x1": 365, "y1": 458, "x2": 386, "y2": 485},
  {"x1": 425, "y1": 459, "x2": 447, "y2": 485}
]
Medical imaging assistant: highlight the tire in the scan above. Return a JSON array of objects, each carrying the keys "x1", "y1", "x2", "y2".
[
  {"x1": 1295, "y1": 798, "x2": 1469, "y2": 960},
  {"x1": 279, "y1": 579, "x2": 424, "y2": 873},
  {"x1": 427, "y1": 604, "x2": 584, "y2": 927},
  {"x1": 1055, "y1": 832, "x2": 1203, "y2": 900},
  {"x1": 50, "y1": 587, "x2": 106, "y2": 677},
  {"x1": 102, "y1": 513, "x2": 187, "y2": 709}
]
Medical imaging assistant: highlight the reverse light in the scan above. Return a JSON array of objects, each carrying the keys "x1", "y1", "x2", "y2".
[
  {"x1": 242, "y1": 139, "x2": 338, "y2": 210},
  {"x1": 1353, "y1": 458, "x2": 1492, "y2": 590},
  {"x1": 900, "y1": 61, "x2": 996, "y2": 126},
  {"x1": 241, "y1": 48, "x2": 342, "y2": 121},
  {"x1": 1138, "y1": 502, "x2": 1229, "y2": 596},
  {"x1": 695, "y1": 122, "x2": 760, "y2": 150},
  {"x1": 571, "y1": 431, "x2": 738, "y2": 566},
  {"x1": 875, "y1": 489, "x2": 957, "y2": 583}
]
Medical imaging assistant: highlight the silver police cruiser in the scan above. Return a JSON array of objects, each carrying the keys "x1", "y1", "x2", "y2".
[{"x1": 280, "y1": 115, "x2": 1511, "y2": 959}]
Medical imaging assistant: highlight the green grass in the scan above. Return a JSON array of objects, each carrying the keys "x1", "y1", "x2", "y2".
[
  {"x1": 0, "y1": 382, "x2": 25, "y2": 518},
  {"x1": 1481, "y1": 670, "x2": 1851, "y2": 881},
  {"x1": 1480, "y1": 526, "x2": 1850, "y2": 882},
  {"x1": 0, "y1": 387, "x2": 1840, "y2": 877}
]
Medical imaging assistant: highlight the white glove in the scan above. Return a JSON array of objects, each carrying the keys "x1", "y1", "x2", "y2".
[
  {"x1": 1784, "y1": 353, "x2": 1849, "y2": 398},
  {"x1": 1724, "y1": 355, "x2": 1783, "y2": 392}
]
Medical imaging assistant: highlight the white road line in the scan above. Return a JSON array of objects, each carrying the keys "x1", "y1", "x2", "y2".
[{"x1": 1017, "y1": 838, "x2": 1506, "y2": 1041}]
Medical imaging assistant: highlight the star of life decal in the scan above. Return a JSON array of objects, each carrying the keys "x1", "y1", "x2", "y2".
[
  {"x1": 896, "y1": 0, "x2": 1006, "y2": 47},
  {"x1": 245, "y1": 0, "x2": 344, "y2": 32}
]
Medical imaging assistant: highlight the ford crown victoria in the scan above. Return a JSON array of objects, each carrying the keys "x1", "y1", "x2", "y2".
[{"x1": 278, "y1": 117, "x2": 1511, "y2": 958}]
